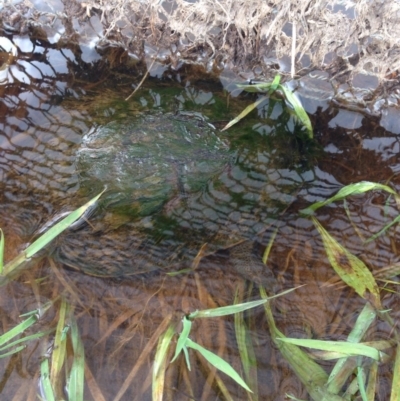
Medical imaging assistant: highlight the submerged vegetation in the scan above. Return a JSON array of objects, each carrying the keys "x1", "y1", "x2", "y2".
[{"x1": 1, "y1": 180, "x2": 400, "y2": 400}]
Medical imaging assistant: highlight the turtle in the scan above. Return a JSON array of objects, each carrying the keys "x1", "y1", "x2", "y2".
[
  {"x1": 56, "y1": 111, "x2": 230, "y2": 275},
  {"x1": 55, "y1": 110, "x2": 285, "y2": 289}
]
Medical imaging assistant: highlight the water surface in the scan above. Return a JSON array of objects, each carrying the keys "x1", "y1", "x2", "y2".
[{"x1": 0, "y1": 33, "x2": 399, "y2": 400}]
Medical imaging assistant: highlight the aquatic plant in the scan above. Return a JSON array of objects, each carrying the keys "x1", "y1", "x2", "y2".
[
  {"x1": 0, "y1": 191, "x2": 104, "y2": 400},
  {"x1": 267, "y1": 181, "x2": 400, "y2": 401},
  {"x1": 2, "y1": 182, "x2": 400, "y2": 400},
  {"x1": 221, "y1": 75, "x2": 313, "y2": 138},
  {"x1": 0, "y1": 189, "x2": 105, "y2": 281}
]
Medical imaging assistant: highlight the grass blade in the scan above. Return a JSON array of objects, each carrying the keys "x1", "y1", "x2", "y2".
[
  {"x1": 188, "y1": 287, "x2": 299, "y2": 319},
  {"x1": 171, "y1": 316, "x2": 191, "y2": 365},
  {"x1": 68, "y1": 317, "x2": 85, "y2": 401},
  {"x1": 357, "y1": 366, "x2": 368, "y2": 401},
  {"x1": 365, "y1": 213, "x2": 400, "y2": 243},
  {"x1": 277, "y1": 338, "x2": 381, "y2": 361},
  {"x1": 366, "y1": 360, "x2": 378, "y2": 401},
  {"x1": 0, "y1": 315, "x2": 38, "y2": 348},
  {"x1": 153, "y1": 323, "x2": 175, "y2": 401},
  {"x1": 312, "y1": 217, "x2": 381, "y2": 308},
  {"x1": 186, "y1": 338, "x2": 253, "y2": 393},
  {"x1": 51, "y1": 298, "x2": 70, "y2": 393},
  {"x1": 391, "y1": 343, "x2": 400, "y2": 401},
  {"x1": 300, "y1": 181, "x2": 398, "y2": 216},
  {"x1": 0, "y1": 329, "x2": 53, "y2": 353},
  {"x1": 221, "y1": 96, "x2": 268, "y2": 131},
  {"x1": 3, "y1": 189, "x2": 105, "y2": 276},
  {"x1": 327, "y1": 303, "x2": 376, "y2": 393},
  {"x1": 40, "y1": 357, "x2": 56, "y2": 401},
  {"x1": 234, "y1": 289, "x2": 258, "y2": 400},
  {"x1": 259, "y1": 287, "x2": 347, "y2": 401},
  {"x1": 26, "y1": 190, "x2": 105, "y2": 258},
  {"x1": 279, "y1": 84, "x2": 313, "y2": 138},
  {"x1": 236, "y1": 83, "x2": 276, "y2": 93},
  {"x1": 0, "y1": 345, "x2": 26, "y2": 358},
  {"x1": 262, "y1": 227, "x2": 278, "y2": 264}
]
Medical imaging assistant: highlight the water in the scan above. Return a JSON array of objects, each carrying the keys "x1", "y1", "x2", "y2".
[{"x1": 0, "y1": 33, "x2": 399, "y2": 400}]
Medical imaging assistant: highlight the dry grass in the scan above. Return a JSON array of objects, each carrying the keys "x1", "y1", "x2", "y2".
[{"x1": 2, "y1": 0, "x2": 400, "y2": 94}]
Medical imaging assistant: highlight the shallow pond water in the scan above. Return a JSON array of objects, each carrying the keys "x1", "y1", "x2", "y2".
[{"x1": 0, "y1": 32, "x2": 400, "y2": 400}]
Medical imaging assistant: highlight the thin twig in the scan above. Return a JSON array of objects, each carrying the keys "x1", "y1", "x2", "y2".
[{"x1": 125, "y1": 54, "x2": 158, "y2": 101}]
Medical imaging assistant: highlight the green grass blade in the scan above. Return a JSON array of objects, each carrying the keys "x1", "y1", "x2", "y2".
[
  {"x1": 0, "y1": 345, "x2": 26, "y2": 358},
  {"x1": 260, "y1": 287, "x2": 346, "y2": 401},
  {"x1": 68, "y1": 317, "x2": 85, "y2": 401},
  {"x1": 234, "y1": 290, "x2": 258, "y2": 400},
  {"x1": 285, "y1": 395, "x2": 308, "y2": 401},
  {"x1": 51, "y1": 299, "x2": 69, "y2": 391},
  {"x1": 279, "y1": 84, "x2": 313, "y2": 138},
  {"x1": 262, "y1": 227, "x2": 278, "y2": 264},
  {"x1": 236, "y1": 83, "x2": 275, "y2": 93},
  {"x1": 300, "y1": 181, "x2": 398, "y2": 216},
  {"x1": 391, "y1": 343, "x2": 400, "y2": 401},
  {"x1": 327, "y1": 303, "x2": 376, "y2": 393},
  {"x1": 186, "y1": 338, "x2": 253, "y2": 393},
  {"x1": 312, "y1": 217, "x2": 381, "y2": 308},
  {"x1": 0, "y1": 228, "x2": 4, "y2": 274},
  {"x1": 171, "y1": 316, "x2": 192, "y2": 364},
  {"x1": 365, "y1": 213, "x2": 400, "y2": 243},
  {"x1": 0, "y1": 329, "x2": 53, "y2": 353},
  {"x1": 183, "y1": 345, "x2": 191, "y2": 371},
  {"x1": 221, "y1": 96, "x2": 268, "y2": 131},
  {"x1": 357, "y1": 366, "x2": 368, "y2": 401},
  {"x1": 0, "y1": 303, "x2": 52, "y2": 348},
  {"x1": 3, "y1": 189, "x2": 105, "y2": 276},
  {"x1": 153, "y1": 323, "x2": 175, "y2": 401},
  {"x1": 366, "y1": 360, "x2": 378, "y2": 401},
  {"x1": 277, "y1": 338, "x2": 381, "y2": 361},
  {"x1": 189, "y1": 299, "x2": 269, "y2": 319},
  {"x1": 189, "y1": 287, "x2": 298, "y2": 319},
  {"x1": 343, "y1": 198, "x2": 365, "y2": 242},
  {"x1": 25, "y1": 190, "x2": 105, "y2": 258},
  {"x1": 40, "y1": 357, "x2": 56, "y2": 401},
  {"x1": 270, "y1": 75, "x2": 281, "y2": 91},
  {"x1": 0, "y1": 315, "x2": 37, "y2": 348}
]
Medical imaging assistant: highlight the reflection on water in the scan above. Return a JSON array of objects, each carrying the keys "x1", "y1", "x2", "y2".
[{"x1": 0, "y1": 32, "x2": 399, "y2": 400}]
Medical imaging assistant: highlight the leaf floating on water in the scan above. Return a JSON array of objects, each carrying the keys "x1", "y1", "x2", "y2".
[{"x1": 312, "y1": 217, "x2": 381, "y2": 309}]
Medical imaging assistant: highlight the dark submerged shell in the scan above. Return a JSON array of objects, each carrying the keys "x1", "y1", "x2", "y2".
[{"x1": 57, "y1": 112, "x2": 233, "y2": 276}]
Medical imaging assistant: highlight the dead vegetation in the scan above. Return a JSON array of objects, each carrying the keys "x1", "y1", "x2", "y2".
[{"x1": 2, "y1": 1, "x2": 400, "y2": 89}]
